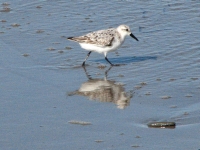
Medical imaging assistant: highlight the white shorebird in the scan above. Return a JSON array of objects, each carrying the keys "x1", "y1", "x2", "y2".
[{"x1": 67, "y1": 25, "x2": 138, "y2": 66}]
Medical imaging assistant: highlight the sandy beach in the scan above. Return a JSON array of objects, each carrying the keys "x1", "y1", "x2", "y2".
[{"x1": 1, "y1": 1, "x2": 200, "y2": 149}]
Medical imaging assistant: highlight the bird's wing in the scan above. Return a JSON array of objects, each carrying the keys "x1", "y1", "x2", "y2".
[{"x1": 68, "y1": 29, "x2": 116, "y2": 47}]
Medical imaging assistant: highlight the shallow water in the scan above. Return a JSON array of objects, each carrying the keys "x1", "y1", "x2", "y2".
[{"x1": 1, "y1": 1, "x2": 200, "y2": 150}]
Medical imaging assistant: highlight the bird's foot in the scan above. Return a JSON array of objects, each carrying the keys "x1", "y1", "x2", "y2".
[{"x1": 111, "y1": 64, "x2": 125, "y2": 66}]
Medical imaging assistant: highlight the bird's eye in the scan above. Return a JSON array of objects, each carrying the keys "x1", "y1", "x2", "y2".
[{"x1": 126, "y1": 29, "x2": 128, "y2": 31}]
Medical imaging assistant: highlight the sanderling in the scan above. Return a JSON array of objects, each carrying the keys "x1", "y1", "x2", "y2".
[{"x1": 67, "y1": 24, "x2": 138, "y2": 66}]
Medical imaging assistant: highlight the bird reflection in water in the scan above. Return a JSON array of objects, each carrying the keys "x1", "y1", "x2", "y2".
[{"x1": 68, "y1": 66, "x2": 133, "y2": 109}]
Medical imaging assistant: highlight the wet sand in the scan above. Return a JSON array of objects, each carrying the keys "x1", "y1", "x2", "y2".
[{"x1": 1, "y1": 1, "x2": 200, "y2": 150}]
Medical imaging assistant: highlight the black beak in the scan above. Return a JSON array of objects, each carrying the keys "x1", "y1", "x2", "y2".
[{"x1": 130, "y1": 33, "x2": 139, "y2": 41}]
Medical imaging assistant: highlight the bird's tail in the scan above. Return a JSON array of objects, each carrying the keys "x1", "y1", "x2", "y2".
[{"x1": 67, "y1": 37, "x2": 74, "y2": 40}]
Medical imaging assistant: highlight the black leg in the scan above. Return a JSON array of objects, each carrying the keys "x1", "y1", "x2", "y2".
[
  {"x1": 105, "y1": 56, "x2": 114, "y2": 66},
  {"x1": 105, "y1": 56, "x2": 121, "y2": 66},
  {"x1": 82, "y1": 51, "x2": 92, "y2": 66}
]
